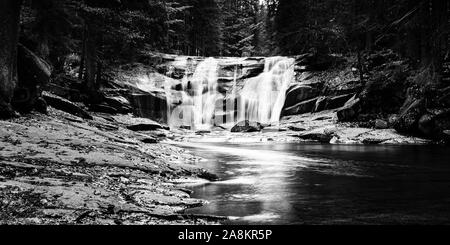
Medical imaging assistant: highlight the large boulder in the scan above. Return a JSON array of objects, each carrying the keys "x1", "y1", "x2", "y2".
[
  {"x1": 43, "y1": 92, "x2": 93, "y2": 120},
  {"x1": 282, "y1": 97, "x2": 317, "y2": 116},
  {"x1": 12, "y1": 44, "x2": 52, "y2": 113},
  {"x1": 231, "y1": 120, "x2": 263, "y2": 133},
  {"x1": 297, "y1": 132, "x2": 334, "y2": 143},
  {"x1": 284, "y1": 85, "x2": 318, "y2": 108}
]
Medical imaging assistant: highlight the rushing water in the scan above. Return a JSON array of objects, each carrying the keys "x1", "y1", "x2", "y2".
[
  {"x1": 181, "y1": 142, "x2": 450, "y2": 225},
  {"x1": 165, "y1": 57, "x2": 295, "y2": 130}
]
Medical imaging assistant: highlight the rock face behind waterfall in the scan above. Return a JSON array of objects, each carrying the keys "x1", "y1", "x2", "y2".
[{"x1": 128, "y1": 54, "x2": 295, "y2": 130}]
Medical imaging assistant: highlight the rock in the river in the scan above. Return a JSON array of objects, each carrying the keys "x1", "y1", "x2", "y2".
[
  {"x1": 43, "y1": 92, "x2": 93, "y2": 120},
  {"x1": 282, "y1": 98, "x2": 317, "y2": 116},
  {"x1": 284, "y1": 85, "x2": 318, "y2": 108},
  {"x1": 297, "y1": 132, "x2": 334, "y2": 143},
  {"x1": 362, "y1": 138, "x2": 386, "y2": 145},
  {"x1": 374, "y1": 119, "x2": 389, "y2": 129},
  {"x1": 337, "y1": 95, "x2": 361, "y2": 122},
  {"x1": 231, "y1": 120, "x2": 263, "y2": 133}
]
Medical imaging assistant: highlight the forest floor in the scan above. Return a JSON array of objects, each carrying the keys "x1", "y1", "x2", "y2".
[{"x1": 0, "y1": 107, "x2": 223, "y2": 225}]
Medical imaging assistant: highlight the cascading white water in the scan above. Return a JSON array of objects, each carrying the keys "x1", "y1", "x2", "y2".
[
  {"x1": 166, "y1": 57, "x2": 221, "y2": 130},
  {"x1": 165, "y1": 56, "x2": 294, "y2": 130},
  {"x1": 237, "y1": 57, "x2": 295, "y2": 125}
]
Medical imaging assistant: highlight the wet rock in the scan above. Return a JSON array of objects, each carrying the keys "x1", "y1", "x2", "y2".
[
  {"x1": 375, "y1": 119, "x2": 389, "y2": 129},
  {"x1": 282, "y1": 98, "x2": 317, "y2": 116},
  {"x1": 297, "y1": 132, "x2": 333, "y2": 143},
  {"x1": 288, "y1": 126, "x2": 306, "y2": 132},
  {"x1": 231, "y1": 120, "x2": 263, "y2": 133},
  {"x1": 362, "y1": 138, "x2": 386, "y2": 145},
  {"x1": 43, "y1": 92, "x2": 93, "y2": 120},
  {"x1": 127, "y1": 122, "x2": 166, "y2": 131},
  {"x1": 337, "y1": 95, "x2": 361, "y2": 122},
  {"x1": 284, "y1": 85, "x2": 318, "y2": 108}
]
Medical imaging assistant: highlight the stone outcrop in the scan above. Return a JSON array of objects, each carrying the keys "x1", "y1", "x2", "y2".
[
  {"x1": 231, "y1": 120, "x2": 263, "y2": 133},
  {"x1": 284, "y1": 85, "x2": 318, "y2": 108},
  {"x1": 43, "y1": 91, "x2": 93, "y2": 120}
]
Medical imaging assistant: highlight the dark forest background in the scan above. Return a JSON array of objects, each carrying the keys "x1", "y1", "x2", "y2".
[{"x1": 1, "y1": 0, "x2": 449, "y2": 122}]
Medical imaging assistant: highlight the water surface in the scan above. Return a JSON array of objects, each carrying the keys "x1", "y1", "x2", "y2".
[{"x1": 182, "y1": 143, "x2": 450, "y2": 224}]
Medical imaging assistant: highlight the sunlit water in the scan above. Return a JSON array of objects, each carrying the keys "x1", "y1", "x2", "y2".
[
  {"x1": 181, "y1": 142, "x2": 450, "y2": 224},
  {"x1": 164, "y1": 56, "x2": 295, "y2": 130}
]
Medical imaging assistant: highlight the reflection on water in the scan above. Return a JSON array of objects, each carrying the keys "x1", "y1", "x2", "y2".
[{"x1": 181, "y1": 143, "x2": 450, "y2": 224}]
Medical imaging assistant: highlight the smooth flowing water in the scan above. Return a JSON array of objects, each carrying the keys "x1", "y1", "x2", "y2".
[
  {"x1": 182, "y1": 142, "x2": 450, "y2": 224},
  {"x1": 165, "y1": 56, "x2": 295, "y2": 130}
]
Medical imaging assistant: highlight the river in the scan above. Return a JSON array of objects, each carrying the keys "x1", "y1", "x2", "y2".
[{"x1": 181, "y1": 142, "x2": 450, "y2": 224}]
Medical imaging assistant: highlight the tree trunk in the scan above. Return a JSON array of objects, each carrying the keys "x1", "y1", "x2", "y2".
[
  {"x1": 0, "y1": 0, "x2": 22, "y2": 118},
  {"x1": 78, "y1": 24, "x2": 87, "y2": 80},
  {"x1": 84, "y1": 23, "x2": 99, "y2": 103}
]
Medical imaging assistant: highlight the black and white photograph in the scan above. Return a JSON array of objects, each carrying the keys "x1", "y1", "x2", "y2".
[{"x1": 1, "y1": 0, "x2": 450, "y2": 239}]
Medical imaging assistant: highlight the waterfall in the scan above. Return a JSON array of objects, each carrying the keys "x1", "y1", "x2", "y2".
[
  {"x1": 237, "y1": 57, "x2": 294, "y2": 125},
  {"x1": 166, "y1": 58, "x2": 221, "y2": 130},
  {"x1": 165, "y1": 56, "x2": 294, "y2": 130}
]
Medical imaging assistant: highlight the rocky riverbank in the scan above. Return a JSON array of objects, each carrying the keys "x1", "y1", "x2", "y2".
[{"x1": 0, "y1": 107, "x2": 222, "y2": 225}]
